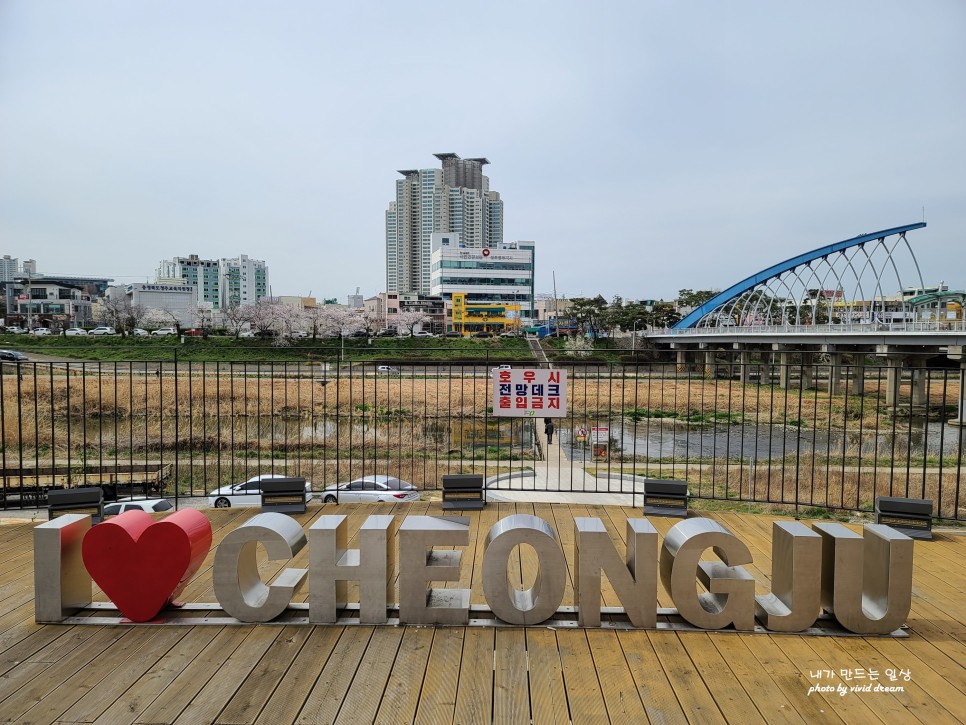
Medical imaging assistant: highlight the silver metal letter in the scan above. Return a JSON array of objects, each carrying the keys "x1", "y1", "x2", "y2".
[
  {"x1": 754, "y1": 521, "x2": 822, "y2": 631},
  {"x1": 34, "y1": 514, "x2": 92, "y2": 622},
  {"x1": 398, "y1": 516, "x2": 470, "y2": 625},
  {"x1": 483, "y1": 514, "x2": 566, "y2": 625},
  {"x1": 214, "y1": 512, "x2": 307, "y2": 623},
  {"x1": 813, "y1": 523, "x2": 913, "y2": 634},
  {"x1": 309, "y1": 514, "x2": 398, "y2": 623},
  {"x1": 575, "y1": 517, "x2": 657, "y2": 627},
  {"x1": 660, "y1": 518, "x2": 756, "y2": 630}
]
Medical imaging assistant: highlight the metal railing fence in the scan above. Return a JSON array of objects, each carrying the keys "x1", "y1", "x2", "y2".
[{"x1": 1, "y1": 355, "x2": 962, "y2": 519}]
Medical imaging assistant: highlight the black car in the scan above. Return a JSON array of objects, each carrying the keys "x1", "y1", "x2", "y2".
[
  {"x1": 445, "y1": 331, "x2": 462, "y2": 338},
  {"x1": 0, "y1": 350, "x2": 28, "y2": 361},
  {"x1": 376, "y1": 328, "x2": 397, "y2": 337},
  {"x1": 473, "y1": 331, "x2": 493, "y2": 338}
]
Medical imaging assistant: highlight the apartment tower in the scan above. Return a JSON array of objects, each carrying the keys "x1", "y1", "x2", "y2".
[{"x1": 386, "y1": 153, "x2": 503, "y2": 295}]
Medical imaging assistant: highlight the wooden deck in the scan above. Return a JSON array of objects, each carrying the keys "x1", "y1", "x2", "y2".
[{"x1": 1, "y1": 502, "x2": 965, "y2": 724}]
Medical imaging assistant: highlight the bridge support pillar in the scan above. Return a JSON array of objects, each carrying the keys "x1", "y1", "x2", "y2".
[
  {"x1": 676, "y1": 350, "x2": 687, "y2": 373},
  {"x1": 910, "y1": 357, "x2": 928, "y2": 408},
  {"x1": 801, "y1": 353, "x2": 815, "y2": 389},
  {"x1": 777, "y1": 350, "x2": 791, "y2": 389},
  {"x1": 827, "y1": 353, "x2": 842, "y2": 394},
  {"x1": 738, "y1": 349, "x2": 751, "y2": 385},
  {"x1": 760, "y1": 351, "x2": 773, "y2": 386},
  {"x1": 885, "y1": 356, "x2": 904, "y2": 408},
  {"x1": 849, "y1": 355, "x2": 866, "y2": 396}
]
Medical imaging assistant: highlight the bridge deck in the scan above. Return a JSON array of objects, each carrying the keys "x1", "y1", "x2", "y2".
[{"x1": 1, "y1": 503, "x2": 964, "y2": 723}]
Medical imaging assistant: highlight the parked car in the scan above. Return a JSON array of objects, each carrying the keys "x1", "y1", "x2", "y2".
[
  {"x1": 413, "y1": 331, "x2": 435, "y2": 338},
  {"x1": 64, "y1": 328, "x2": 88, "y2": 336},
  {"x1": 375, "y1": 328, "x2": 397, "y2": 337},
  {"x1": 131, "y1": 328, "x2": 149, "y2": 336},
  {"x1": 377, "y1": 365, "x2": 400, "y2": 375},
  {"x1": 3, "y1": 327, "x2": 27, "y2": 334},
  {"x1": 207, "y1": 473, "x2": 313, "y2": 508},
  {"x1": 474, "y1": 331, "x2": 493, "y2": 338},
  {"x1": 103, "y1": 498, "x2": 174, "y2": 516},
  {"x1": 90, "y1": 326, "x2": 116, "y2": 336},
  {"x1": 0, "y1": 350, "x2": 28, "y2": 361},
  {"x1": 322, "y1": 475, "x2": 420, "y2": 504},
  {"x1": 238, "y1": 330, "x2": 256, "y2": 338},
  {"x1": 152, "y1": 327, "x2": 178, "y2": 336},
  {"x1": 492, "y1": 364, "x2": 512, "y2": 374},
  {"x1": 444, "y1": 331, "x2": 462, "y2": 338},
  {"x1": 30, "y1": 328, "x2": 52, "y2": 336}
]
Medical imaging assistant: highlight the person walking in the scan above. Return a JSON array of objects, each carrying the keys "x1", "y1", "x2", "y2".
[{"x1": 544, "y1": 418, "x2": 555, "y2": 444}]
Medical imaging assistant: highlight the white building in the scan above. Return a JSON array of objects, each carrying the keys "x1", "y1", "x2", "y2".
[
  {"x1": 118, "y1": 283, "x2": 197, "y2": 328},
  {"x1": 430, "y1": 235, "x2": 535, "y2": 320},
  {"x1": 158, "y1": 254, "x2": 268, "y2": 310},
  {"x1": 386, "y1": 153, "x2": 504, "y2": 295}
]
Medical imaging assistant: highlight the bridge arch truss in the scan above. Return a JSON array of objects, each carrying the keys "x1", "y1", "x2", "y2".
[{"x1": 674, "y1": 223, "x2": 928, "y2": 329}]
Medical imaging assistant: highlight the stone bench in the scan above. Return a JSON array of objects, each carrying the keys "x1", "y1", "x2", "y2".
[
  {"x1": 442, "y1": 474, "x2": 485, "y2": 511},
  {"x1": 260, "y1": 478, "x2": 309, "y2": 515},
  {"x1": 47, "y1": 487, "x2": 104, "y2": 524},
  {"x1": 875, "y1": 496, "x2": 933, "y2": 540},
  {"x1": 642, "y1": 479, "x2": 689, "y2": 518}
]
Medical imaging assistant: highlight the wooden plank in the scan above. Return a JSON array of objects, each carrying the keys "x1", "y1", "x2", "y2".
[
  {"x1": 217, "y1": 625, "x2": 313, "y2": 725},
  {"x1": 136, "y1": 626, "x2": 257, "y2": 724},
  {"x1": 52, "y1": 627, "x2": 191, "y2": 724},
  {"x1": 585, "y1": 629, "x2": 650, "y2": 724},
  {"x1": 333, "y1": 627, "x2": 405, "y2": 724},
  {"x1": 647, "y1": 631, "x2": 727, "y2": 724},
  {"x1": 174, "y1": 626, "x2": 285, "y2": 724},
  {"x1": 526, "y1": 628, "x2": 571, "y2": 725},
  {"x1": 96, "y1": 626, "x2": 222, "y2": 725},
  {"x1": 615, "y1": 629, "x2": 688, "y2": 725},
  {"x1": 295, "y1": 626, "x2": 374, "y2": 724},
  {"x1": 452, "y1": 626, "x2": 494, "y2": 725},
  {"x1": 373, "y1": 627, "x2": 434, "y2": 725},
  {"x1": 254, "y1": 626, "x2": 345, "y2": 725},
  {"x1": 556, "y1": 629, "x2": 609, "y2": 725},
  {"x1": 677, "y1": 632, "x2": 767, "y2": 724},
  {"x1": 413, "y1": 627, "x2": 464, "y2": 725},
  {"x1": 493, "y1": 628, "x2": 530, "y2": 725}
]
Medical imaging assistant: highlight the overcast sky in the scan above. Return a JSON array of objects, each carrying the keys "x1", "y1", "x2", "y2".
[{"x1": 1, "y1": 1, "x2": 963, "y2": 302}]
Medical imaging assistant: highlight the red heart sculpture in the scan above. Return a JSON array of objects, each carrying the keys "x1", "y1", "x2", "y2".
[{"x1": 82, "y1": 508, "x2": 213, "y2": 622}]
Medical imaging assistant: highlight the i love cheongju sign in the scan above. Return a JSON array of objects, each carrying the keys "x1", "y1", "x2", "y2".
[{"x1": 35, "y1": 509, "x2": 914, "y2": 635}]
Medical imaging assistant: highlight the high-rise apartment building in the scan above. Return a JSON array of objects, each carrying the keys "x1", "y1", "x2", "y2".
[
  {"x1": 158, "y1": 254, "x2": 268, "y2": 310},
  {"x1": 386, "y1": 153, "x2": 503, "y2": 295}
]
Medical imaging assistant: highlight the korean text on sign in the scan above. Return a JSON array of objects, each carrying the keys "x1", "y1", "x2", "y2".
[{"x1": 492, "y1": 368, "x2": 568, "y2": 418}]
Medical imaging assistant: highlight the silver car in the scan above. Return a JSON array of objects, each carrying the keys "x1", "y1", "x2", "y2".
[{"x1": 322, "y1": 475, "x2": 420, "y2": 503}]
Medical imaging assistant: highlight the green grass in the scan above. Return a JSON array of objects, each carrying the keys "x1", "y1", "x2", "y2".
[{"x1": 2, "y1": 334, "x2": 536, "y2": 363}]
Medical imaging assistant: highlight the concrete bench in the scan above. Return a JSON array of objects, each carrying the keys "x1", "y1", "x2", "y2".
[
  {"x1": 875, "y1": 496, "x2": 933, "y2": 540},
  {"x1": 47, "y1": 487, "x2": 104, "y2": 524},
  {"x1": 442, "y1": 474, "x2": 485, "y2": 511},
  {"x1": 260, "y1": 478, "x2": 309, "y2": 515},
  {"x1": 642, "y1": 479, "x2": 689, "y2": 518}
]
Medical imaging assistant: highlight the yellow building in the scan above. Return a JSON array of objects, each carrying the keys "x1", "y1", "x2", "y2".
[{"x1": 450, "y1": 293, "x2": 522, "y2": 335}]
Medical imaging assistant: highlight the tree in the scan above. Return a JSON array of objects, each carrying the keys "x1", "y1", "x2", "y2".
[
  {"x1": 96, "y1": 297, "x2": 146, "y2": 335},
  {"x1": 222, "y1": 304, "x2": 254, "y2": 337},
  {"x1": 569, "y1": 295, "x2": 609, "y2": 337},
  {"x1": 144, "y1": 307, "x2": 182, "y2": 332},
  {"x1": 677, "y1": 289, "x2": 718, "y2": 310},
  {"x1": 395, "y1": 311, "x2": 429, "y2": 336}
]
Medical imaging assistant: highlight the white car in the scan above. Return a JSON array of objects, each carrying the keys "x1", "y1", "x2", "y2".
[
  {"x1": 322, "y1": 475, "x2": 420, "y2": 504},
  {"x1": 208, "y1": 473, "x2": 313, "y2": 508},
  {"x1": 238, "y1": 330, "x2": 256, "y2": 338},
  {"x1": 377, "y1": 365, "x2": 400, "y2": 375},
  {"x1": 103, "y1": 498, "x2": 174, "y2": 516},
  {"x1": 3, "y1": 327, "x2": 26, "y2": 334},
  {"x1": 30, "y1": 328, "x2": 52, "y2": 336},
  {"x1": 64, "y1": 328, "x2": 88, "y2": 336},
  {"x1": 413, "y1": 331, "x2": 435, "y2": 337},
  {"x1": 131, "y1": 328, "x2": 149, "y2": 336},
  {"x1": 90, "y1": 326, "x2": 116, "y2": 336},
  {"x1": 152, "y1": 327, "x2": 177, "y2": 336}
]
